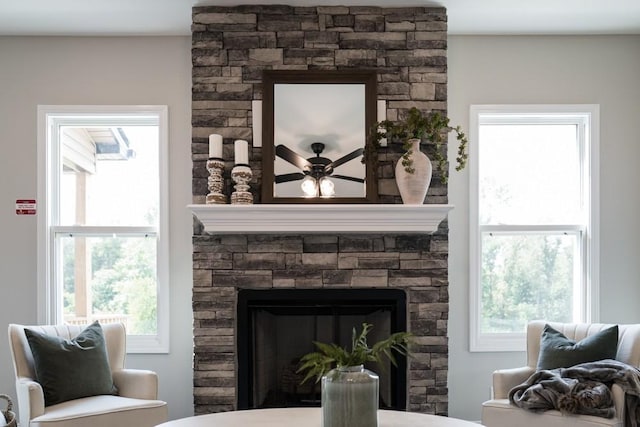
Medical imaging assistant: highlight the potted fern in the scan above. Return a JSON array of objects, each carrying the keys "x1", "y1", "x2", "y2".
[
  {"x1": 370, "y1": 107, "x2": 468, "y2": 204},
  {"x1": 297, "y1": 323, "x2": 412, "y2": 427}
]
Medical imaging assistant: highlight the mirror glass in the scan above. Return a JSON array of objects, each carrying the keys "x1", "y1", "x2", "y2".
[
  {"x1": 274, "y1": 83, "x2": 365, "y2": 198},
  {"x1": 262, "y1": 70, "x2": 377, "y2": 203}
]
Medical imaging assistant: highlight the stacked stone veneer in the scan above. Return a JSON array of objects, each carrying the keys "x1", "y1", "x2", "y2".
[{"x1": 191, "y1": 5, "x2": 449, "y2": 416}]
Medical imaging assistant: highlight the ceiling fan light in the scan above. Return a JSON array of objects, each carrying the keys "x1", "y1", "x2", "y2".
[
  {"x1": 318, "y1": 177, "x2": 335, "y2": 198},
  {"x1": 301, "y1": 176, "x2": 318, "y2": 197}
]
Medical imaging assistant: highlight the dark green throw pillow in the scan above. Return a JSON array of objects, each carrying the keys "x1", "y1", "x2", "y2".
[
  {"x1": 25, "y1": 321, "x2": 117, "y2": 406},
  {"x1": 536, "y1": 324, "x2": 619, "y2": 370}
]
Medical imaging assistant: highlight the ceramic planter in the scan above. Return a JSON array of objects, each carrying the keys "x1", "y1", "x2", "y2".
[{"x1": 394, "y1": 138, "x2": 432, "y2": 204}]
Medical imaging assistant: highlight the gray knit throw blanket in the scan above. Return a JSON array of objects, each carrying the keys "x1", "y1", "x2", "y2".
[{"x1": 509, "y1": 359, "x2": 640, "y2": 427}]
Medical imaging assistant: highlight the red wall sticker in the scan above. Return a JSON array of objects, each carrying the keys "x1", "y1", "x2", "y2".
[{"x1": 16, "y1": 199, "x2": 37, "y2": 215}]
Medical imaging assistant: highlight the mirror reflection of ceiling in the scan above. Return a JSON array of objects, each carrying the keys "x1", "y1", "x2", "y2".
[{"x1": 273, "y1": 83, "x2": 366, "y2": 198}]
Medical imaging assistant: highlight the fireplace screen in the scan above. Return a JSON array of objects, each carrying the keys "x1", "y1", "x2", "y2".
[{"x1": 237, "y1": 289, "x2": 407, "y2": 410}]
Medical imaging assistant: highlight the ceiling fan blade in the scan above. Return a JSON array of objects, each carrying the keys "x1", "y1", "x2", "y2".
[
  {"x1": 275, "y1": 172, "x2": 306, "y2": 184},
  {"x1": 325, "y1": 147, "x2": 364, "y2": 171},
  {"x1": 332, "y1": 174, "x2": 365, "y2": 183},
  {"x1": 275, "y1": 144, "x2": 312, "y2": 171}
]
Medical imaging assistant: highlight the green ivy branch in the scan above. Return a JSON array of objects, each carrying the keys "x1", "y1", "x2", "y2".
[{"x1": 366, "y1": 107, "x2": 468, "y2": 184}]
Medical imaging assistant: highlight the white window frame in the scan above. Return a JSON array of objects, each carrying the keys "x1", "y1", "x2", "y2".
[
  {"x1": 37, "y1": 105, "x2": 170, "y2": 353},
  {"x1": 469, "y1": 104, "x2": 600, "y2": 352}
]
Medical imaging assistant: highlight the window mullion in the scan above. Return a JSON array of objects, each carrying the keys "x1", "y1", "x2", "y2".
[
  {"x1": 52, "y1": 225, "x2": 157, "y2": 237},
  {"x1": 51, "y1": 122, "x2": 63, "y2": 228},
  {"x1": 578, "y1": 120, "x2": 587, "y2": 220},
  {"x1": 575, "y1": 229, "x2": 587, "y2": 322},
  {"x1": 480, "y1": 224, "x2": 584, "y2": 234}
]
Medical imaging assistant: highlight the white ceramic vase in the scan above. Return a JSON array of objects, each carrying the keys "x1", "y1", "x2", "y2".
[
  {"x1": 395, "y1": 138, "x2": 432, "y2": 204},
  {"x1": 321, "y1": 365, "x2": 379, "y2": 427}
]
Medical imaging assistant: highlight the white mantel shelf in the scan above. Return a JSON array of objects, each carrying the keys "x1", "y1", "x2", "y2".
[{"x1": 188, "y1": 204, "x2": 453, "y2": 234}]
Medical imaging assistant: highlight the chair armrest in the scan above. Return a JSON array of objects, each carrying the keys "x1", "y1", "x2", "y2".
[
  {"x1": 492, "y1": 366, "x2": 535, "y2": 399},
  {"x1": 112, "y1": 369, "x2": 159, "y2": 400},
  {"x1": 15, "y1": 378, "x2": 45, "y2": 426},
  {"x1": 611, "y1": 383, "x2": 625, "y2": 420}
]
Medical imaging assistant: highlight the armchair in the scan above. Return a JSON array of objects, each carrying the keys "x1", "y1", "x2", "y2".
[
  {"x1": 482, "y1": 321, "x2": 640, "y2": 427},
  {"x1": 8, "y1": 323, "x2": 167, "y2": 427}
]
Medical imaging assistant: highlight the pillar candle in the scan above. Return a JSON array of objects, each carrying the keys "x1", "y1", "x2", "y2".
[
  {"x1": 252, "y1": 100, "x2": 262, "y2": 147},
  {"x1": 234, "y1": 139, "x2": 249, "y2": 164},
  {"x1": 377, "y1": 100, "x2": 388, "y2": 147},
  {"x1": 209, "y1": 134, "x2": 223, "y2": 159}
]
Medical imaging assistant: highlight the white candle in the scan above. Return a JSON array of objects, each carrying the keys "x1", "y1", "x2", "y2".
[
  {"x1": 209, "y1": 134, "x2": 223, "y2": 159},
  {"x1": 377, "y1": 100, "x2": 388, "y2": 147},
  {"x1": 234, "y1": 139, "x2": 249, "y2": 164},
  {"x1": 252, "y1": 100, "x2": 262, "y2": 147}
]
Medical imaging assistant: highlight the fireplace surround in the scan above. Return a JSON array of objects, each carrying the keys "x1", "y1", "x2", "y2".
[
  {"x1": 192, "y1": 231, "x2": 449, "y2": 416},
  {"x1": 191, "y1": 4, "x2": 450, "y2": 417}
]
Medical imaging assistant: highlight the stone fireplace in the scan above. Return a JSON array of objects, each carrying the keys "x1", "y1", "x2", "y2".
[
  {"x1": 192, "y1": 230, "x2": 450, "y2": 416},
  {"x1": 191, "y1": 4, "x2": 450, "y2": 417}
]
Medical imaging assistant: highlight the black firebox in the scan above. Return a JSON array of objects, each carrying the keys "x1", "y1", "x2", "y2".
[{"x1": 236, "y1": 288, "x2": 407, "y2": 410}]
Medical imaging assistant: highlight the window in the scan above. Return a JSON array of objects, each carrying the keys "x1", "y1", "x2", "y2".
[
  {"x1": 37, "y1": 106, "x2": 169, "y2": 353},
  {"x1": 469, "y1": 105, "x2": 599, "y2": 352}
]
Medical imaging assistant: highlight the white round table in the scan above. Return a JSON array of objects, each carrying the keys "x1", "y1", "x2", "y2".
[{"x1": 156, "y1": 408, "x2": 482, "y2": 427}]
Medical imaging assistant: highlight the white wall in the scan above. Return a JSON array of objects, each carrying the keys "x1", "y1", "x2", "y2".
[
  {"x1": 447, "y1": 35, "x2": 640, "y2": 421},
  {"x1": 0, "y1": 36, "x2": 194, "y2": 420},
  {"x1": 2, "y1": 34, "x2": 640, "y2": 424}
]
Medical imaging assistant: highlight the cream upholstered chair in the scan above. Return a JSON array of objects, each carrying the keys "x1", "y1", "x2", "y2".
[
  {"x1": 8, "y1": 323, "x2": 167, "y2": 427},
  {"x1": 481, "y1": 320, "x2": 640, "y2": 427}
]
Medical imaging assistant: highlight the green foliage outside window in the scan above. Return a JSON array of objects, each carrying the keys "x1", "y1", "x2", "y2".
[
  {"x1": 481, "y1": 234, "x2": 574, "y2": 333},
  {"x1": 62, "y1": 236, "x2": 157, "y2": 335}
]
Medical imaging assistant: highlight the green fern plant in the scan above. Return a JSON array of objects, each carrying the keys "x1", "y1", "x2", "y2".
[
  {"x1": 297, "y1": 323, "x2": 412, "y2": 384},
  {"x1": 366, "y1": 107, "x2": 468, "y2": 184}
]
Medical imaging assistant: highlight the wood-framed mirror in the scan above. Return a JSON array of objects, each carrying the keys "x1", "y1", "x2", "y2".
[{"x1": 261, "y1": 70, "x2": 378, "y2": 204}]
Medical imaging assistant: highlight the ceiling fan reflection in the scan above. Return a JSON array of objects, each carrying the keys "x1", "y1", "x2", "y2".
[{"x1": 274, "y1": 142, "x2": 365, "y2": 186}]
